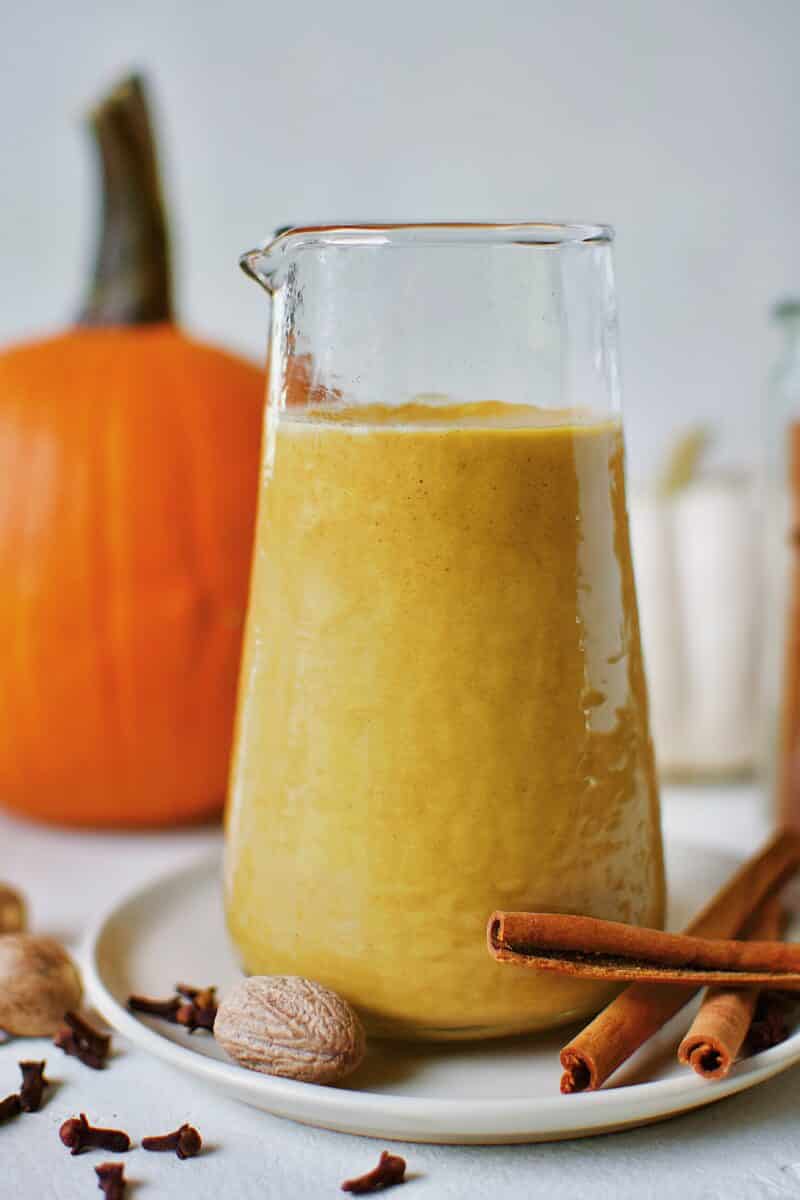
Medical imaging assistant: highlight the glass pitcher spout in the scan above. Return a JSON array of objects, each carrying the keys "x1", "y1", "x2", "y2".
[{"x1": 239, "y1": 238, "x2": 285, "y2": 294}]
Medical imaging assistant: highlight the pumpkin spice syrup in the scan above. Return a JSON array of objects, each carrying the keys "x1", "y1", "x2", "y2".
[{"x1": 225, "y1": 400, "x2": 664, "y2": 1038}]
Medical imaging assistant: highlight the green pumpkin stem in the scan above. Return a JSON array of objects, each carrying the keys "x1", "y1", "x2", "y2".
[{"x1": 79, "y1": 74, "x2": 174, "y2": 326}]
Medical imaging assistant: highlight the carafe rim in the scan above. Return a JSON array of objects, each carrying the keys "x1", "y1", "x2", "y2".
[{"x1": 240, "y1": 220, "x2": 614, "y2": 292}]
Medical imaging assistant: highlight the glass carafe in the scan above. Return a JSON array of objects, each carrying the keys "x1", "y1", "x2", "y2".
[
  {"x1": 226, "y1": 223, "x2": 665, "y2": 1040},
  {"x1": 762, "y1": 298, "x2": 800, "y2": 823}
]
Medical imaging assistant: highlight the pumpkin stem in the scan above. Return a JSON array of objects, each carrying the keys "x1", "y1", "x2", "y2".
[{"x1": 79, "y1": 74, "x2": 174, "y2": 326}]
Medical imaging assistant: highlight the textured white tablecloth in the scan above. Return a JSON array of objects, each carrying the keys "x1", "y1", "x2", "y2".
[{"x1": 2, "y1": 784, "x2": 798, "y2": 1199}]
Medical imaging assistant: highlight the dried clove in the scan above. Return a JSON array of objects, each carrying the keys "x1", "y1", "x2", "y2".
[
  {"x1": 175, "y1": 985, "x2": 217, "y2": 1033},
  {"x1": 127, "y1": 993, "x2": 182, "y2": 1023},
  {"x1": 95, "y1": 1162, "x2": 126, "y2": 1199},
  {"x1": 60, "y1": 1113, "x2": 131, "y2": 1156},
  {"x1": 747, "y1": 991, "x2": 794, "y2": 1053},
  {"x1": 54, "y1": 1011, "x2": 111, "y2": 1069},
  {"x1": 18, "y1": 1060, "x2": 48, "y2": 1112},
  {"x1": 128, "y1": 984, "x2": 217, "y2": 1033},
  {"x1": 0, "y1": 1093, "x2": 21, "y2": 1124},
  {"x1": 142, "y1": 1122, "x2": 202, "y2": 1159},
  {"x1": 341, "y1": 1150, "x2": 407, "y2": 1194}
]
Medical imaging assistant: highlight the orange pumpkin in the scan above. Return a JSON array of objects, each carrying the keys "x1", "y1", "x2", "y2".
[{"x1": 0, "y1": 77, "x2": 264, "y2": 826}]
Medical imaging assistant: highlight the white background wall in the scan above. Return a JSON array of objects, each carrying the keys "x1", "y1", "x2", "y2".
[{"x1": 3, "y1": 0, "x2": 799, "y2": 478}]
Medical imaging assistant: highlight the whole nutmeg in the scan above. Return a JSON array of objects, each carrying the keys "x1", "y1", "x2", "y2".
[
  {"x1": 0, "y1": 885, "x2": 26, "y2": 935},
  {"x1": 214, "y1": 975, "x2": 366, "y2": 1084},
  {"x1": 0, "y1": 934, "x2": 82, "y2": 1035}
]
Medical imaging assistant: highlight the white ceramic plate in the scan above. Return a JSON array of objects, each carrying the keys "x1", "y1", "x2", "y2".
[{"x1": 83, "y1": 839, "x2": 800, "y2": 1144}]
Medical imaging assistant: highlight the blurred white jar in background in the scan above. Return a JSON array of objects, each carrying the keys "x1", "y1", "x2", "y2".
[
  {"x1": 629, "y1": 474, "x2": 760, "y2": 779},
  {"x1": 628, "y1": 493, "x2": 685, "y2": 769}
]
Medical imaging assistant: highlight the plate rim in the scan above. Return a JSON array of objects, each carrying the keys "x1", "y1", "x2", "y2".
[{"x1": 82, "y1": 847, "x2": 800, "y2": 1142}]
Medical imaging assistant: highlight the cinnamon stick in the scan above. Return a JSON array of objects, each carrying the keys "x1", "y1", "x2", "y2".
[
  {"x1": 678, "y1": 897, "x2": 783, "y2": 1080},
  {"x1": 487, "y1": 910, "x2": 800, "y2": 986},
  {"x1": 557, "y1": 828, "x2": 800, "y2": 1092}
]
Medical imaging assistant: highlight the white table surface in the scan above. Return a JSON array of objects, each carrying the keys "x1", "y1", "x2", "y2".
[{"x1": 2, "y1": 783, "x2": 799, "y2": 1199}]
